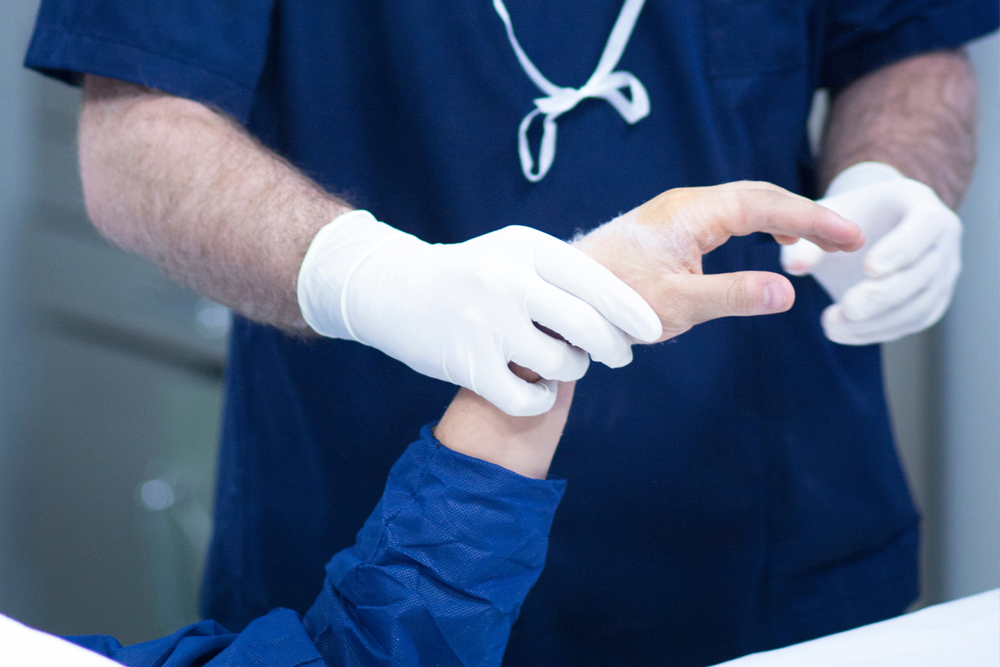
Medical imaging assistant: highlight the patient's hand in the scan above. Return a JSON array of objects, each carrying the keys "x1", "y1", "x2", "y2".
[
  {"x1": 574, "y1": 182, "x2": 864, "y2": 342},
  {"x1": 435, "y1": 363, "x2": 571, "y2": 480},
  {"x1": 436, "y1": 183, "x2": 862, "y2": 473}
]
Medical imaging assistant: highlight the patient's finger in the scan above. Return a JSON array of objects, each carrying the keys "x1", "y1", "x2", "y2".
[
  {"x1": 715, "y1": 189, "x2": 865, "y2": 252},
  {"x1": 710, "y1": 180, "x2": 807, "y2": 200},
  {"x1": 665, "y1": 271, "x2": 796, "y2": 329}
]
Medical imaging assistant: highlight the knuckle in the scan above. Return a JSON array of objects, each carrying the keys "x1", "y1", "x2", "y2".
[
  {"x1": 726, "y1": 190, "x2": 748, "y2": 219},
  {"x1": 510, "y1": 225, "x2": 547, "y2": 244},
  {"x1": 492, "y1": 225, "x2": 534, "y2": 250},
  {"x1": 727, "y1": 277, "x2": 755, "y2": 312}
]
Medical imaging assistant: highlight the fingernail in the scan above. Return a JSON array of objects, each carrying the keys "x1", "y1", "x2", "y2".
[{"x1": 764, "y1": 282, "x2": 787, "y2": 311}]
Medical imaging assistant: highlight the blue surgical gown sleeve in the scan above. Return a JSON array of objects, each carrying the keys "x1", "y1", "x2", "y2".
[
  {"x1": 65, "y1": 425, "x2": 566, "y2": 667},
  {"x1": 820, "y1": 0, "x2": 999, "y2": 93}
]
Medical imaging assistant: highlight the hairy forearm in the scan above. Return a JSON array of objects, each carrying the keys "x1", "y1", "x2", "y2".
[
  {"x1": 819, "y1": 50, "x2": 978, "y2": 209},
  {"x1": 79, "y1": 75, "x2": 351, "y2": 331}
]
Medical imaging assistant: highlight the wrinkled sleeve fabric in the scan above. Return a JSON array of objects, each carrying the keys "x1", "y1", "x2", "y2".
[
  {"x1": 820, "y1": 0, "x2": 999, "y2": 93},
  {"x1": 66, "y1": 426, "x2": 565, "y2": 667},
  {"x1": 23, "y1": 0, "x2": 273, "y2": 123}
]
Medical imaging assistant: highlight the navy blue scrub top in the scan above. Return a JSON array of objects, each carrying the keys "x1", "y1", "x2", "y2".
[{"x1": 26, "y1": 2, "x2": 999, "y2": 665}]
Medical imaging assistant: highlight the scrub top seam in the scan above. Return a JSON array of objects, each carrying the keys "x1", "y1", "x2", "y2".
[
  {"x1": 32, "y1": 24, "x2": 256, "y2": 94},
  {"x1": 769, "y1": 515, "x2": 922, "y2": 582}
]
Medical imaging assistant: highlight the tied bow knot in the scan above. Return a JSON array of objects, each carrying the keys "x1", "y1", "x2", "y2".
[
  {"x1": 532, "y1": 72, "x2": 648, "y2": 120},
  {"x1": 495, "y1": 0, "x2": 650, "y2": 182}
]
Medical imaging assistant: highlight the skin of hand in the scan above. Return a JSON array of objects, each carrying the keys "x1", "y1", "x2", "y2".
[
  {"x1": 572, "y1": 182, "x2": 865, "y2": 342},
  {"x1": 433, "y1": 178, "x2": 862, "y2": 471},
  {"x1": 435, "y1": 364, "x2": 572, "y2": 480},
  {"x1": 818, "y1": 50, "x2": 977, "y2": 209},
  {"x1": 79, "y1": 75, "x2": 349, "y2": 333}
]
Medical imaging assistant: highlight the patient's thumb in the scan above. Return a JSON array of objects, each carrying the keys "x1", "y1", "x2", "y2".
[
  {"x1": 780, "y1": 238, "x2": 825, "y2": 276},
  {"x1": 681, "y1": 271, "x2": 795, "y2": 327}
]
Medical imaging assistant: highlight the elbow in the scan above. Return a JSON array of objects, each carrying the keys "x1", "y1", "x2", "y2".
[
  {"x1": 78, "y1": 92, "x2": 137, "y2": 251},
  {"x1": 78, "y1": 123, "x2": 121, "y2": 247},
  {"x1": 77, "y1": 74, "x2": 166, "y2": 252}
]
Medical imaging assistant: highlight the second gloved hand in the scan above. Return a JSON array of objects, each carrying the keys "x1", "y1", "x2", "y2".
[
  {"x1": 781, "y1": 162, "x2": 962, "y2": 345},
  {"x1": 297, "y1": 211, "x2": 662, "y2": 417}
]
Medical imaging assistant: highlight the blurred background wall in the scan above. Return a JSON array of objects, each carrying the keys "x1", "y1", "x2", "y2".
[
  {"x1": 0, "y1": 0, "x2": 36, "y2": 621},
  {"x1": 1, "y1": 0, "x2": 228, "y2": 645},
  {"x1": 936, "y1": 34, "x2": 1000, "y2": 602},
  {"x1": 871, "y1": 32, "x2": 1000, "y2": 609},
  {"x1": 0, "y1": 0, "x2": 997, "y2": 646}
]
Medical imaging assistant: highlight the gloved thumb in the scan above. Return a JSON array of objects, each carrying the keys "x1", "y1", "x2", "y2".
[
  {"x1": 669, "y1": 271, "x2": 796, "y2": 329},
  {"x1": 780, "y1": 238, "x2": 826, "y2": 276},
  {"x1": 478, "y1": 367, "x2": 560, "y2": 417}
]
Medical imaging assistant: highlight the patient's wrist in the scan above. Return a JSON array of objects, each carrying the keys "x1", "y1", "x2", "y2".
[{"x1": 435, "y1": 380, "x2": 575, "y2": 480}]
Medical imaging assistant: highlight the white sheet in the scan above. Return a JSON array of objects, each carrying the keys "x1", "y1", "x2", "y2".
[
  {"x1": 2, "y1": 589, "x2": 996, "y2": 666},
  {"x1": 0, "y1": 612, "x2": 119, "y2": 667},
  {"x1": 714, "y1": 589, "x2": 1000, "y2": 667}
]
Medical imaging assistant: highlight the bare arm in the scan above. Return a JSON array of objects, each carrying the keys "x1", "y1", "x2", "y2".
[
  {"x1": 79, "y1": 75, "x2": 351, "y2": 332},
  {"x1": 819, "y1": 50, "x2": 978, "y2": 208},
  {"x1": 436, "y1": 364, "x2": 573, "y2": 480}
]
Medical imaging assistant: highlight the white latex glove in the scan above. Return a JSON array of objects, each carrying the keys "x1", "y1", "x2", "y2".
[
  {"x1": 297, "y1": 210, "x2": 662, "y2": 416},
  {"x1": 781, "y1": 162, "x2": 962, "y2": 345}
]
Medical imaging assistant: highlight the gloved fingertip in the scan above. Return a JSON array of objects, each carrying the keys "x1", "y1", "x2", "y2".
[
  {"x1": 836, "y1": 289, "x2": 864, "y2": 321},
  {"x1": 820, "y1": 305, "x2": 846, "y2": 337},
  {"x1": 821, "y1": 306, "x2": 870, "y2": 346},
  {"x1": 780, "y1": 240, "x2": 823, "y2": 276},
  {"x1": 595, "y1": 343, "x2": 634, "y2": 369},
  {"x1": 630, "y1": 309, "x2": 663, "y2": 343},
  {"x1": 537, "y1": 344, "x2": 590, "y2": 382},
  {"x1": 602, "y1": 298, "x2": 660, "y2": 343},
  {"x1": 839, "y1": 303, "x2": 866, "y2": 322},
  {"x1": 863, "y1": 249, "x2": 895, "y2": 277},
  {"x1": 491, "y1": 379, "x2": 558, "y2": 417},
  {"x1": 553, "y1": 352, "x2": 591, "y2": 381},
  {"x1": 782, "y1": 263, "x2": 812, "y2": 277},
  {"x1": 823, "y1": 326, "x2": 858, "y2": 346}
]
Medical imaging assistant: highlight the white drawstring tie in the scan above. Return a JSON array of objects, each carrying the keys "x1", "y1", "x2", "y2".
[{"x1": 493, "y1": 0, "x2": 650, "y2": 182}]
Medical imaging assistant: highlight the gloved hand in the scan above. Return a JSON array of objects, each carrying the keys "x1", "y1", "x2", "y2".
[
  {"x1": 297, "y1": 210, "x2": 662, "y2": 417},
  {"x1": 781, "y1": 162, "x2": 962, "y2": 345}
]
